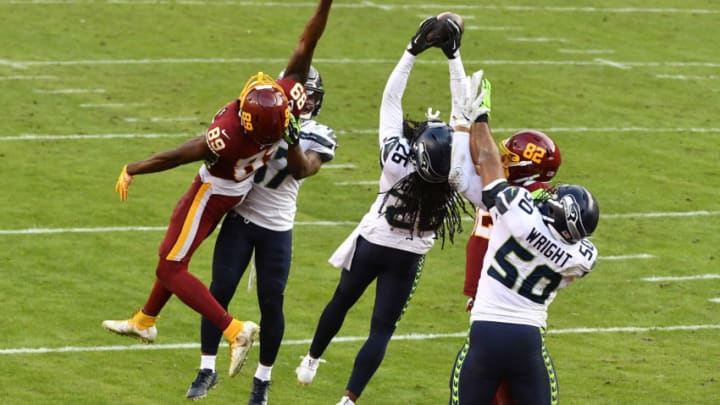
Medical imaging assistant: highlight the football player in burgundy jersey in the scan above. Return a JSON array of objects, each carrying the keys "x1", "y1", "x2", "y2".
[
  {"x1": 102, "y1": 0, "x2": 334, "y2": 381},
  {"x1": 185, "y1": 66, "x2": 338, "y2": 403},
  {"x1": 449, "y1": 71, "x2": 599, "y2": 405},
  {"x1": 294, "y1": 17, "x2": 468, "y2": 405}
]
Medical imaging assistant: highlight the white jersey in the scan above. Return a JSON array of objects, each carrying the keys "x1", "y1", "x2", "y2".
[
  {"x1": 233, "y1": 119, "x2": 337, "y2": 231},
  {"x1": 471, "y1": 185, "x2": 598, "y2": 328},
  {"x1": 328, "y1": 52, "x2": 434, "y2": 270}
]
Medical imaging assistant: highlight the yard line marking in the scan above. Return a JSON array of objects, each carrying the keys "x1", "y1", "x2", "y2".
[
  {"x1": 324, "y1": 163, "x2": 357, "y2": 169},
  {"x1": 3, "y1": 324, "x2": 719, "y2": 355},
  {"x1": 594, "y1": 58, "x2": 632, "y2": 70},
  {"x1": 656, "y1": 74, "x2": 719, "y2": 80},
  {"x1": 3, "y1": 127, "x2": 720, "y2": 141},
  {"x1": 709, "y1": 298, "x2": 720, "y2": 303},
  {"x1": 603, "y1": 210, "x2": 720, "y2": 219},
  {"x1": 558, "y1": 49, "x2": 615, "y2": 54},
  {"x1": 1, "y1": 209, "x2": 716, "y2": 235},
  {"x1": 80, "y1": 102, "x2": 146, "y2": 108},
  {"x1": 0, "y1": 2, "x2": 718, "y2": 14},
  {"x1": 123, "y1": 117, "x2": 197, "y2": 123},
  {"x1": 33, "y1": 88, "x2": 105, "y2": 94},
  {"x1": 642, "y1": 274, "x2": 720, "y2": 282},
  {"x1": 4, "y1": 57, "x2": 720, "y2": 69},
  {"x1": 598, "y1": 254, "x2": 655, "y2": 261},
  {"x1": 467, "y1": 26, "x2": 523, "y2": 31},
  {"x1": 0, "y1": 133, "x2": 191, "y2": 140},
  {"x1": 509, "y1": 37, "x2": 569, "y2": 43},
  {"x1": 0, "y1": 75, "x2": 57, "y2": 80},
  {"x1": 334, "y1": 181, "x2": 378, "y2": 186}
]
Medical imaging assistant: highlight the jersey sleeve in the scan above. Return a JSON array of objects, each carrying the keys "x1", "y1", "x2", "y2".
[
  {"x1": 277, "y1": 78, "x2": 306, "y2": 119},
  {"x1": 299, "y1": 121, "x2": 338, "y2": 163},
  {"x1": 379, "y1": 135, "x2": 414, "y2": 181},
  {"x1": 205, "y1": 102, "x2": 235, "y2": 158},
  {"x1": 449, "y1": 130, "x2": 485, "y2": 207},
  {"x1": 379, "y1": 52, "x2": 415, "y2": 147}
]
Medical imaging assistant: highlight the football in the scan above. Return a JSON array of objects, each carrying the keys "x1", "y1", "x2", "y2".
[{"x1": 426, "y1": 12, "x2": 464, "y2": 44}]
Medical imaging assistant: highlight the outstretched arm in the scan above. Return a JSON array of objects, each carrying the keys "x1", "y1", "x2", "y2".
[
  {"x1": 126, "y1": 136, "x2": 212, "y2": 176},
  {"x1": 470, "y1": 122, "x2": 505, "y2": 184},
  {"x1": 114, "y1": 135, "x2": 212, "y2": 201},
  {"x1": 281, "y1": 0, "x2": 333, "y2": 84}
]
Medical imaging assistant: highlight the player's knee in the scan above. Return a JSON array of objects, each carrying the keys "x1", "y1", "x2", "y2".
[
  {"x1": 155, "y1": 260, "x2": 184, "y2": 283},
  {"x1": 258, "y1": 294, "x2": 284, "y2": 317}
]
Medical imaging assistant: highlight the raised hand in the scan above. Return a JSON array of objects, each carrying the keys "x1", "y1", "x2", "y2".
[{"x1": 407, "y1": 17, "x2": 438, "y2": 56}]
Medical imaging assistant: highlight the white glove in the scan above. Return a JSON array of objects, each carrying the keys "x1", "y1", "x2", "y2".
[{"x1": 461, "y1": 70, "x2": 492, "y2": 124}]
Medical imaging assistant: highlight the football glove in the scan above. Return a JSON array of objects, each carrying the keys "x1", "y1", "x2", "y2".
[
  {"x1": 440, "y1": 18, "x2": 463, "y2": 59},
  {"x1": 461, "y1": 70, "x2": 492, "y2": 123},
  {"x1": 114, "y1": 164, "x2": 133, "y2": 201},
  {"x1": 284, "y1": 113, "x2": 301, "y2": 147},
  {"x1": 407, "y1": 17, "x2": 437, "y2": 56},
  {"x1": 466, "y1": 297, "x2": 474, "y2": 312}
]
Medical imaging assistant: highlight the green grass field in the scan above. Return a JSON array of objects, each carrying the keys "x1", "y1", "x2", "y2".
[{"x1": 1, "y1": 0, "x2": 719, "y2": 404}]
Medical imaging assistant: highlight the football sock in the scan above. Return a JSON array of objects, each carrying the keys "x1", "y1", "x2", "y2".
[
  {"x1": 254, "y1": 364, "x2": 273, "y2": 381},
  {"x1": 223, "y1": 319, "x2": 243, "y2": 341},
  {"x1": 200, "y1": 355, "x2": 216, "y2": 371}
]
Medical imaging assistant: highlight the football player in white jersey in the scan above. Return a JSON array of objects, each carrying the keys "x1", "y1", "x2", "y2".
[
  {"x1": 185, "y1": 66, "x2": 338, "y2": 403},
  {"x1": 449, "y1": 74, "x2": 600, "y2": 405},
  {"x1": 294, "y1": 17, "x2": 469, "y2": 405}
]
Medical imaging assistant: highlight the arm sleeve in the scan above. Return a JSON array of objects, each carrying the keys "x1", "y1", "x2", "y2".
[
  {"x1": 448, "y1": 55, "x2": 466, "y2": 128},
  {"x1": 379, "y1": 51, "x2": 415, "y2": 147},
  {"x1": 449, "y1": 129, "x2": 485, "y2": 207}
]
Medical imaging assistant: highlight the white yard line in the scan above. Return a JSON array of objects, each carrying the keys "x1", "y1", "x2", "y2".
[
  {"x1": 2, "y1": 323, "x2": 719, "y2": 355},
  {"x1": 1, "y1": 211, "x2": 717, "y2": 235},
  {"x1": 33, "y1": 88, "x2": 105, "y2": 94},
  {"x1": 124, "y1": 117, "x2": 198, "y2": 123},
  {"x1": 0, "y1": 2, "x2": 718, "y2": 14},
  {"x1": 598, "y1": 254, "x2": 655, "y2": 261},
  {"x1": 0, "y1": 75, "x2": 57, "y2": 80},
  {"x1": 2, "y1": 57, "x2": 720, "y2": 69},
  {"x1": 642, "y1": 274, "x2": 720, "y2": 282},
  {"x1": 80, "y1": 102, "x2": 146, "y2": 108},
  {"x1": 3, "y1": 127, "x2": 720, "y2": 141}
]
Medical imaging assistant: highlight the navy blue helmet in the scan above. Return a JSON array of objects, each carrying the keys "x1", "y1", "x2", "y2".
[
  {"x1": 539, "y1": 184, "x2": 599, "y2": 243},
  {"x1": 411, "y1": 121, "x2": 453, "y2": 183}
]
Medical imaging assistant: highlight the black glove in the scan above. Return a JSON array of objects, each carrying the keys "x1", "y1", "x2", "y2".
[
  {"x1": 440, "y1": 18, "x2": 463, "y2": 59},
  {"x1": 406, "y1": 17, "x2": 438, "y2": 56},
  {"x1": 284, "y1": 114, "x2": 301, "y2": 147}
]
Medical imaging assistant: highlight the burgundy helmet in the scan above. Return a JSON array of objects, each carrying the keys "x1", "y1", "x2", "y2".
[
  {"x1": 239, "y1": 73, "x2": 290, "y2": 145},
  {"x1": 499, "y1": 129, "x2": 561, "y2": 183}
]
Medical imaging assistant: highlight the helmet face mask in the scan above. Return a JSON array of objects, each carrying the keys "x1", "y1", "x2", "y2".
[
  {"x1": 500, "y1": 130, "x2": 561, "y2": 183},
  {"x1": 539, "y1": 185, "x2": 599, "y2": 243},
  {"x1": 410, "y1": 121, "x2": 453, "y2": 183},
  {"x1": 301, "y1": 66, "x2": 324, "y2": 120},
  {"x1": 239, "y1": 73, "x2": 290, "y2": 146}
]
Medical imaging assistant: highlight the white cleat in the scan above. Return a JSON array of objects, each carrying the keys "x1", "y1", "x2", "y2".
[
  {"x1": 336, "y1": 396, "x2": 355, "y2": 405},
  {"x1": 228, "y1": 321, "x2": 260, "y2": 377},
  {"x1": 296, "y1": 354, "x2": 322, "y2": 385},
  {"x1": 102, "y1": 316, "x2": 157, "y2": 343}
]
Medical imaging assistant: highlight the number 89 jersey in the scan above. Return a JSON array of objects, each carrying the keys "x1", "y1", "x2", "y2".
[
  {"x1": 234, "y1": 119, "x2": 337, "y2": 231},
  {"x1": 471, "y1": 184, "x2": 598, "y2": 328}
]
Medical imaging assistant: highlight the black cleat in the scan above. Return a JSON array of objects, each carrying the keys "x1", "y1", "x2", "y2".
[
  {"x1": 247, "y1": 377, "x2": 271, "y2": 405},
  {"x1": 186, "y1": 368, "x2": 219, "y2": 400}
]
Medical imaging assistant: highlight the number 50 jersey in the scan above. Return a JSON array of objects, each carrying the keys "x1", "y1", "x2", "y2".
[{"x1": 471, "y1": 185, "x2": 598, "y2": 328}]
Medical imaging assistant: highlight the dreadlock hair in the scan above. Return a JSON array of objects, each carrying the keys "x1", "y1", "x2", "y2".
[{"x1": 379, "y1": 118, "x2": 472, "y2": 247}]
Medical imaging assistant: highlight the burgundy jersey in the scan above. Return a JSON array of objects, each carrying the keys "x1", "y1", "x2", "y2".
[{"x1": 203, "y1": 78, "x2": 305, "y2": 183}]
